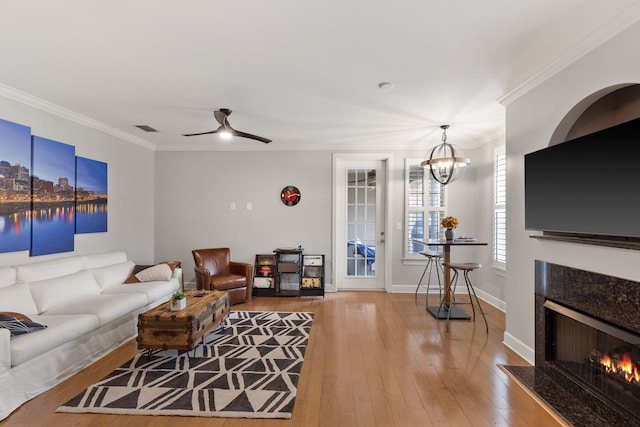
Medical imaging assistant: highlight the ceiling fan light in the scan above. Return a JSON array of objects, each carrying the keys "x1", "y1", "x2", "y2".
[{"x1": 219, "y1": 130, "x2": 232, "y2": 140}]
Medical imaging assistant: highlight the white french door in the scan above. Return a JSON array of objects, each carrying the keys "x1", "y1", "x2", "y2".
[{"x1": 333, "y1": 155, "x2": 388, "y2": 290}]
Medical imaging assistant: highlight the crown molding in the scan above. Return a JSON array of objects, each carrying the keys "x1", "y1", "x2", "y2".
[
  {"x1": 157, "y1": 137, "x2": 498, "y2": 153},
  {"x1": 498, "y1": 5, "x2": 640, "y2": 106},
  {"x1": 0, "y1": 83, "x2": 156, "y2": 150}
]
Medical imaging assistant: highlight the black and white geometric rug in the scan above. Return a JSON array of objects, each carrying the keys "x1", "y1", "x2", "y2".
[{"x1": 57, "y1": 311, "x2": 314, "y2": 419}]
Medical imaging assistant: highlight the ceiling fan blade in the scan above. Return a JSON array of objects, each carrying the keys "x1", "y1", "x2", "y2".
[
  {"x1": 232, "y1": 129, "x2": 272, "y2": 144},
  {"x1": 184, "y1": 109, "x2": 270, "y2": 143},
  {"x1": 182, "y1": 130, "x2": 218, "y2": 137}
]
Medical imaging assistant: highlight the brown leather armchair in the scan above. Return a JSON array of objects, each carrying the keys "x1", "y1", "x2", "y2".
[{"x1": 192, "y1": 248, "x2": 253, "y2": 305}]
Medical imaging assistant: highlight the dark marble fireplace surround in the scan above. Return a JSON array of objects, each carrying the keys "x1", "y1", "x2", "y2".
[{"x1": 507, "y1": 261, "x2": 640, "y2": 426}]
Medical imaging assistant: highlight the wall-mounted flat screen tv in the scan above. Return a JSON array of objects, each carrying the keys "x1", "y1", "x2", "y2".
[{"x1": 525, "y1": 117, "x2": 640, "y2": 238}]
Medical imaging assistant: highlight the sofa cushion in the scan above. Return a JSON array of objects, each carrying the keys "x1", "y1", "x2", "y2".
[
  {"x1": 0, "y1": 283, "x2": 39, "y2": 315},
  {"x1": 102, "y1": 280, "x2": 180, "y2": 304},
  {"x1": 28, "y1": 270, "x2": 102, "y2": 313},
  {"x1": 9, "y1": 314, "x2": 100, "y2": 366},
  {"x1": 135, "y1": 263, "x2": 172, "y2": 282},
  {"x1": 89, "y1": 260, "x2": 135, "y2": 290},
  {"x1": 15, "y1": 256, "x2": 84, "y2": 283},
  {"x1": 44, "y1": 293, "x2": 147, "y2": 326},
  {"x1": 0, "y1": 314, "x2": 47, "y2": 336},
  {"x1": 81, "y1": 252, "x2": 128, "y2": 269},
  {"x1": 0, "y1": 267, "x2": 16, "y2": 289}
]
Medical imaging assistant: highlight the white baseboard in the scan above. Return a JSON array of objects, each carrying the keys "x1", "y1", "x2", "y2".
[
  {"x1": 503, "y1": 331, "x2": 534, "y2": 365},
  {"x1": 473, "y1": 288, "x2": 505, "y2": 312},
  {"x1": 389, "y1": 284, "x2": 506, "y2": 311}
]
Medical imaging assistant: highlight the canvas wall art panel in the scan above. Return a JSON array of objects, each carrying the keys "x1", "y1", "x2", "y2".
[
  {"x1": 75, "y1": 157, "x2": 107, "y2": 233},
  {"x1": 0, "y1": 118, "x2": 32, "y2": 254},
  {"x1": 30, "y1": 136, "x2": 76, "y2": 256}
]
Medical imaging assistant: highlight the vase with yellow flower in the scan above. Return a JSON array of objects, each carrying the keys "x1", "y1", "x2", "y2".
[{"x1": 441, "y1": 216, "x2": 459, "y2": 241}]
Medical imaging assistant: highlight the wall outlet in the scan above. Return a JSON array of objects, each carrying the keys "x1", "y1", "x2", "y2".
[
  {"x1": 246, "y1": 202, "x2": 252, "y2": 211},
  {"x1": 230, "y1": 202, "x2": 236, "y2": 210}
]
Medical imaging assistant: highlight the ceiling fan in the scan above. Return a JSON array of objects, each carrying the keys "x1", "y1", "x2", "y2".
[{"x1": 182, "y1": 108, "x2": 271, "y2": 144}]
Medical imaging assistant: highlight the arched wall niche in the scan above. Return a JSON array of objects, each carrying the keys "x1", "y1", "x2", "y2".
[
  {"x1": 536, "y1": 83, "x2": 640, "y2": 249},
  {"x1": 549, "y1": 83, "x2": 640, "y2": 146}
]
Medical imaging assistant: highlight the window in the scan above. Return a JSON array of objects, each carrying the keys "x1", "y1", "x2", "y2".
[
  {"x1": 493, "y1": 149, "x2": 506, "y2": 268},
  {"x1": 405, "y1": 159, "x2": 445, "y2": 256}
]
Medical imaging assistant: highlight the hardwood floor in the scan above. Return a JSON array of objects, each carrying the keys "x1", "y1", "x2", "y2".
[{"x1": 1, "y1": 292, "x2": 562, "y2": 427}]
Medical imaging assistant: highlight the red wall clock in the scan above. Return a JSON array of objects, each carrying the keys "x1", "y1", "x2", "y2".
[{"x1": 280, "y1": 186, "x2": 301, "y2": 206}]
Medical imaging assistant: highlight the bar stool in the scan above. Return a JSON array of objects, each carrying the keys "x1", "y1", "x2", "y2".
[
  {"x1": 414, "y1": 251, "x2": 443, "y2": 305},
  {"x1": 438, "y1": 262, "x2": 488, "y2": 333}
]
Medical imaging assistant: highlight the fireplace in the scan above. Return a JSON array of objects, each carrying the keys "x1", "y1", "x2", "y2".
[
  {"x1": 513, "y1": 260, "x2": 640, "y2": 425},
  {"x1": 545, "y1": 300, "x2": 640, "y2": 420}
]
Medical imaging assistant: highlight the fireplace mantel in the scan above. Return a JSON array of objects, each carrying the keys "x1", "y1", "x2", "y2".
[{"x1": 530, "y1": 233, "x2": 640, "y2": 251}]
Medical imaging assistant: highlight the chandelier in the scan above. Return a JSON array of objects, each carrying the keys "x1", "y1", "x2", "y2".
[{"x1": 420, "y1": 125, "x2": 470, "y2": 185}]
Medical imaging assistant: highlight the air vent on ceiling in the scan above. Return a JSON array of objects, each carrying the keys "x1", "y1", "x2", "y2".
[{"x1": 135, "y1": 125, "x2": 158, "y2": 132}]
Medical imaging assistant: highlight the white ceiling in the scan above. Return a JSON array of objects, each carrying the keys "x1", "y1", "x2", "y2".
[{"x1": 1, "y1": 1, "x2": 639, "y2": 152}]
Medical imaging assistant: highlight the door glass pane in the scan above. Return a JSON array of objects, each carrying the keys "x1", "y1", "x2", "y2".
[
  {"x1": 347, "y1": 204, "x2": 355, "y2": 222},
  {"x1": 346, "y1": 168, "x2": 376, "y2": 277}
]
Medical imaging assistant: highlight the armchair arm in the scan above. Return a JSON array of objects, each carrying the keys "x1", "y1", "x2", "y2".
[
  {"x1": 193, "y1": 266, "x2": 211, "y2": 290},
  {"x1": 229, "y1": 261, "x2": 253, "y2": 282},
  {"x1": 229, "y1": 261, "x2": 253, "y2": 303}
]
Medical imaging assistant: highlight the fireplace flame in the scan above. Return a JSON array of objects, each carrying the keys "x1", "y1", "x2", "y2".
[{"x1": 600, "y1": 352, "x2": 640, "y2": 383}]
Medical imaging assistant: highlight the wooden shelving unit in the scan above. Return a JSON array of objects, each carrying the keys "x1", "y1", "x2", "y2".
[
  {"x1": 274, "y1": 248, "x2": 303, "y2": 297},
  {"x1": 252, "y1": 254, "x2": 276, "y2": 297},
  {"x1": 301, "y1": 254, "x2": 324, "y2": 298},
  {"x1": 253, "y1": 249, "x2": 324, "y2": 298}
]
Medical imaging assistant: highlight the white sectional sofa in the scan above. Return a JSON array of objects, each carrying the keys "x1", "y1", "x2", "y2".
[{"x1": 0, "y1": 251, "x2": 182, "y2": 421}]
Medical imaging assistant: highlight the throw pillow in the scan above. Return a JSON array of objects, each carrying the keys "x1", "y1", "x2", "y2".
[
  {"x1": 164, "y1": 261, "x2": 180, "y2": 272},
  {"x1": 124, "y1": 272, "x2": 140, "y2": 284},
  {"x1": 0, "y1": 314, "x2": 47, "y2": 336},
  {"x1": 0, "y1": 312, "x2": 32, "y2": 322},
  {"x1": 125, "y1": 262, "x2": 178, "y2": 283},
  {"x1": 134, "y1": 263, "x2": 172, "y2": 282}
]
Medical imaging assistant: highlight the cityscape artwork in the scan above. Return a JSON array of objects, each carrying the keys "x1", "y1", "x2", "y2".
[
  {"x1": 75, "y1": 157, "x2": 107, "y2": 234},
  {"x1": 0, "y1": 117, "x2": 109, "y2": 256},
  {"x1": 0, "y1": 118, "x2": 32, "y2": 254},
  {"x1": 31, "y1": 136, "x2": 76, "y2": 256}
]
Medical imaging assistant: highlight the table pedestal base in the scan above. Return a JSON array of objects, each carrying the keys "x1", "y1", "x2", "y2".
[{"x1": 427, "y1": 305, "x2": 471, "y2": 320}]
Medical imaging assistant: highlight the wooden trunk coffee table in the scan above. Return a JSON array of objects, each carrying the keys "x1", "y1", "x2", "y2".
[{"x1": 136, "y1": 289, "x2": 230, "y2": 352}]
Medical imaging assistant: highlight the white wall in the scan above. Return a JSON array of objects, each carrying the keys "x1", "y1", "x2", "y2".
[
  {"x1": 470, "y1": 137, "x2": 507, "y2": 308},
  {"x1": 0, "y1": 96, "x2": 156, "y2": 267},
  {"x1": 504, "y1": 21, "x2": 640, "y2": 363},
  {"x1": 154, "y1": 150, "x2": 333, "y2": 284},
  {"x1": 155, "y1": 146, "x2": 505, "y2": 303}
]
